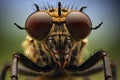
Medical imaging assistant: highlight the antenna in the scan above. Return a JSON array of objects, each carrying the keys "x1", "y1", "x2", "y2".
[
  {"x1": 91, "y1": 22, "x2": 103, "y2": 30},
  {"x1": 80, "y1": 6, "x2": 87, "y2": 12},
  {"x1": 14, "y1": 23, "x2": 26, "y2": 30}
]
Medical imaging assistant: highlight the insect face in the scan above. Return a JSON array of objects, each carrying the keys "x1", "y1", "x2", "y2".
[
  {"x1": 26, "y1": 9, "x2": 92, "y2": 41},
  {"x1": 25, "y1": 3, "x2": 92, "y2": 68}
]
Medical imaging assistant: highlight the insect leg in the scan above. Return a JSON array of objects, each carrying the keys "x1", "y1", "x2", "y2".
[
  {"x1": 18, "y1": 67, "x2": 41, "y2": 77},
  {"x1": 0, "y1": 62, "x2": 41, "y2": 80},
  {"x1": 47, "y1": 36, "x2": 60, "y2": 66},
  {"x1": 63, "y1": 36, "x2": 73, "y2": 68},
  {"x1": 103, "y1": 53, "x2": 113, "y2": 80},
  {"x1": 11, "y1": 53, "x2": 54, "y2": 80},
  {"x1": 15, "y1": 53, "x2": 53, "y2": 72},
  {"x1": 66, "y1": 50, "x2": 113, "y2": 80},
  {"x1": 0, "y1": 62, "x2": 11, "y2": 80},
  {"x1": 11, "y1": 54, "x2": 18, "y2": 80},
  {"x1": 65, "y1": 36, "x2": 72, "y2": 50},
  {"x1": 81, "y1": 63, "x2": 115, "y2": 80},
  {"x1": 110, "y1": 62, "x2": 117, "y2": 80},
  {"x1": 70, "y1": 64, "x2": 103, "y2": 77}
]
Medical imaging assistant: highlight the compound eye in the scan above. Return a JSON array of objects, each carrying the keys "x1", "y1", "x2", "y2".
[
  {"x1": 26, "y1": 12, "x2": 52, "y2": 40},
  {"x1": 66, "y1": 12, "x2": 92, "y2": 40}
]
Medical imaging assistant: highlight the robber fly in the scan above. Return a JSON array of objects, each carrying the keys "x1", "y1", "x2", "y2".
[{"x1": 0, "y1": 2, "x2": 116, "y2": 80}]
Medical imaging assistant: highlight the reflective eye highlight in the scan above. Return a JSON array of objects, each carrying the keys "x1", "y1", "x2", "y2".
[
  {"x1": 66, "y1": 12, "x2": 92, "y2": 40},
  {"x1": 25, "y1": 12, "x2": 52, "y2": 40}
]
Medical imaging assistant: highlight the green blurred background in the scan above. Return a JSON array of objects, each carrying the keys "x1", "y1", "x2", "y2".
[{"x1": 0, "y1": 0, "x2": 119, "y2": 80}]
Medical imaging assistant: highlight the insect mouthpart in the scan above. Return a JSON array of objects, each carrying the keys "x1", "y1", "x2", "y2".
[{"x1": 47, "y1": 29, "x2": 73, "y2": 68}]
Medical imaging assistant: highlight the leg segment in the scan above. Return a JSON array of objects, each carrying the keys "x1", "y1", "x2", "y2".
[
  {"x1": 66, "y1": 50, "x2": 113, "y2": 80},
  {"x1": 18, "y1": 67, "x2": 41, "y2": 77},
  {"x1": 0, "y1": 62, "x2": 11, "y2": 80},
  {"x1": 11, "y1": 54, "x2": 18, "y2": 80},
  {"x1": 70, "y1": 64, "x2": 104, "y2": 77},
  {"x1": 11, "y1": 53, "x2": 54, "y2": 80},
  {"x1": 110, "y1": 62, "x2": 117, "y2": 80},
  {"x1": 16, "y1": 53, "x2": 53, "y2": 72},
  {"x1": 103, "y1": 53, "x2": 112, "y2": 80},
  {"x1": 0, "y1": 61, "x2": 42, "y2": 80}
]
